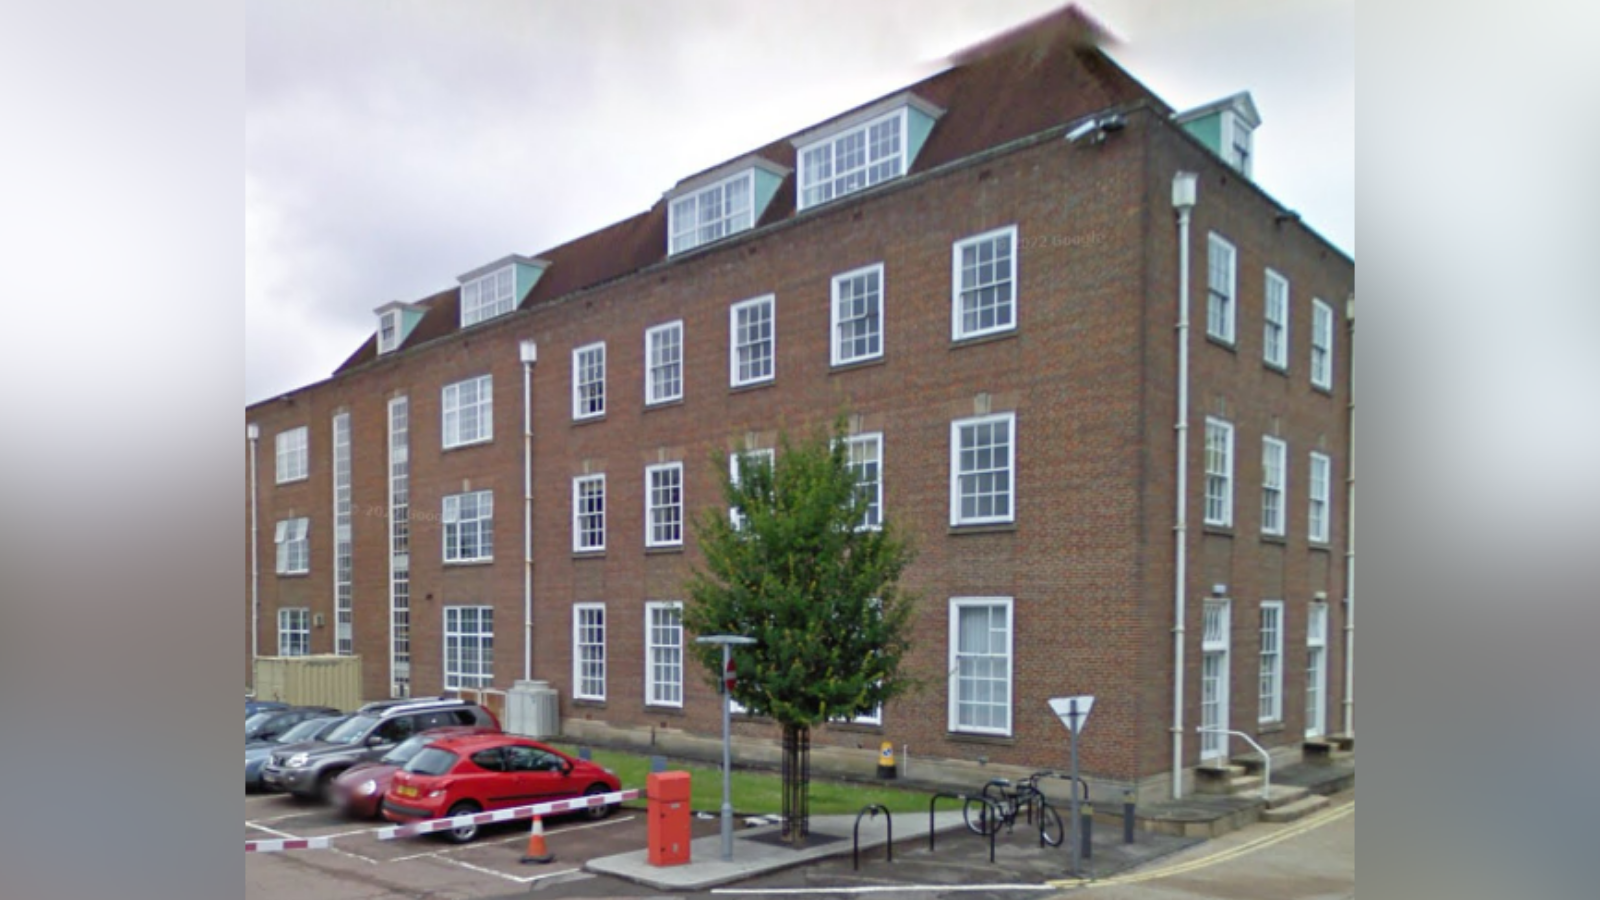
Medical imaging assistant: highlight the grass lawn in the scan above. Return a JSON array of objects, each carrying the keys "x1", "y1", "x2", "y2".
[{"x1": 550, "y1": 742, "x2": 930, "y2": 817}]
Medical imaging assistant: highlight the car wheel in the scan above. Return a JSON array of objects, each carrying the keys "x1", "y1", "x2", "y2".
[
  {"x1": 444, "y1": 802, "x2": 481, "y2": 844},
  {"x1": 581, "y1": 783, "x2": 616, "y2": 821}
]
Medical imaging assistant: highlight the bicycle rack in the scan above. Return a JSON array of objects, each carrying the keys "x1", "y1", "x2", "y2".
[
  {"x1": 852, "y1": 804, "x2": 893, "y2": 871},
  {"x1": 929, "y1": 793, "x2": 998, "y2": 864}
]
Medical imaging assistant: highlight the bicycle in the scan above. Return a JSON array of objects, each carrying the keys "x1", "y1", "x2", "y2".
[{"x1": 962, "y1": 771, "x2": 1065, "y2": 847}]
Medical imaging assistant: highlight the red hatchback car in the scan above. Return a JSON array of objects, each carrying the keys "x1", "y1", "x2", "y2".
[
  {"x1": 331, "y1": 725, "x2": 498, "y2": 818},
  {"x1": 382, "y1": 735, "x2": 622, "y2": 843}
]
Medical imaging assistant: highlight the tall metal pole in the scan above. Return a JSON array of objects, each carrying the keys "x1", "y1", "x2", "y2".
[
  {"x1": 247, "y1": 423, "x2": 260, "y2": 691},
  {"x1": 721, "y1": 642, "x2": 735, "y2": 861},
  {"x1": 520, "y1": 340, "x2": 537, "y2": 682},
  {"x1": 1170, "y1": 172, "x2": 1198, "y2": 800},
  {"x1": 1069, "y1": 698, "x2": 1082, "y2": 878}
]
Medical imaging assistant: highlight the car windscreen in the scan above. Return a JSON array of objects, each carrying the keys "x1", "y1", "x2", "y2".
[
  {"x1": 381, "y1": 733, "x2": 438, "y2": 765},
  {"x1": 245, "y1": 712, "x2": 276, "y2": 735},
  {"x1": 323, "y1": 715, "x2": 378, "y2": 745},
  {"x1": 278, "y1": 717, "x2": 337, "y2": 743},
  {"x1": 404, "y1": 748, "x2": 459, "y2": 777}
]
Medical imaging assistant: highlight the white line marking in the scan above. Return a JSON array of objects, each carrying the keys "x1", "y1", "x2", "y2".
[
  {"x1": 245, "y1": 823, "x2": 300, "y2": 840},
  {"x1": 435, "y1": 855, "x2": 581, "y2": 885},
  {"x1": 387, "y1": 814, "x2": 637, "y2": 862},
  {"x1": 713, "y1": 886, "x2": 1057, "y2": 895},
  {"x1": 251, "y1": 810, "x2": 333, "y2": 825},
  {"x1": 327, "y1": 846, "x2": 381, "y2": 866}
]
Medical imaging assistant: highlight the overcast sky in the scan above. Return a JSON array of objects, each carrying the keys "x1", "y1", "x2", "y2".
[{"x1": 246, "y1": 0, "x2": 1353, "y2": 406}]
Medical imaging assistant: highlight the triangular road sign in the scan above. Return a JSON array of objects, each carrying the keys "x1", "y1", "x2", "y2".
[{"x1": 1048, "y1": 695, "x2": 1096, "y2": 734}]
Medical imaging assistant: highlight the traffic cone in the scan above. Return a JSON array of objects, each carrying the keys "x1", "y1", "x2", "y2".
[{"x1": 519, "y1": 814, "x2": 553, "y2": 865}]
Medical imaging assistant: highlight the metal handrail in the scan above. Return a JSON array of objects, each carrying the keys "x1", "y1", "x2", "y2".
[
  {"x1": 929, "y1": 793, "x2": 998, "y2": 864},
  {"x1": 1195, "y1": 727, "x2": 1271, "y2": 799},
  {"x1": 852, "y1": 804, "x2": 892, "y2": 871}
]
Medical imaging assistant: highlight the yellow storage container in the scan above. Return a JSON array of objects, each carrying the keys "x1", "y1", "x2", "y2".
[{"x1": 253, "y1": 655, "x2": 363, "y2": 712}]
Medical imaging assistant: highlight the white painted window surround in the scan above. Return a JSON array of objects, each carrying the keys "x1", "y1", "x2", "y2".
[{"x1": 949, "y1": 597, "x2": 1013, "y2": 736}]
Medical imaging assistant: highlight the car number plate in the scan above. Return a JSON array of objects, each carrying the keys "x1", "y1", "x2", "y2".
[{"x1": 397, "y1": 785, "x2": 418, "y2": 798}]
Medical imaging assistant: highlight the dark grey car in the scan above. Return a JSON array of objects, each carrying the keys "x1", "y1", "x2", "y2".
[
  {"x1": 260, "y1": 698, "x2": 498, "y2": 801},
  {"x1": 245, "y1": 706, "x2": 340, "y2": 743}
]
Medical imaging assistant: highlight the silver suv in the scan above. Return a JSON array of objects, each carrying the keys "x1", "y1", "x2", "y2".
[{"x1": 261, "y1": 698, "x2": 500, "y2": 800}]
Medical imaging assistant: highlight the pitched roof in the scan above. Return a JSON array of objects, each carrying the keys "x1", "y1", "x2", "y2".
[{"x1": 334, "y1": 5, "x2": 1163, "y2": 376}]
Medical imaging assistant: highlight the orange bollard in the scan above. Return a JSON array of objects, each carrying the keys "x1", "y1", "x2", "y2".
[{"x1": 519, "y1": 814, "x2": 553, "y2": 864}]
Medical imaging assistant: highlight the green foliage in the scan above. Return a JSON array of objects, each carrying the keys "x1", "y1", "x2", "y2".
[{"x1": 684, "y1": 417, "x2": 919, "y2": 727}]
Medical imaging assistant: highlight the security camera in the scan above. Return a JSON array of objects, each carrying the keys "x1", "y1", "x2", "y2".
[
  {"x1": 1097, "y1": 114, "x2": 1126, "y2": 133},
  {"x1": 1065, "y1": 120, "x2": 1098, "y2": 143}
]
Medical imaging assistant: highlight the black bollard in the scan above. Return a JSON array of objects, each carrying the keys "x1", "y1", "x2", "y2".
[
  {"x1": 1080, "y1": 802, "x2": 1094, "y2": 860},
  {"x1": 1123, "y1": 790, "x2": 1137, "y2": 844}
]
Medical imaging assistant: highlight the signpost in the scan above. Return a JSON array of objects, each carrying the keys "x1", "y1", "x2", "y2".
[
  {"x1": 696, "y1": 634, "x2": 757, "y2": 862},
  {"x1": 1048, "y1": 695, "x2": 1095, "y2": 878}
]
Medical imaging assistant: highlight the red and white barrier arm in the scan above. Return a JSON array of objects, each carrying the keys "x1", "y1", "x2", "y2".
[
  {"x1": 245, "y1": 836, "x2": 333, "y2": 853},
  {"x1": 377, "y1": 788, "x2": 641, "y2": 840}
]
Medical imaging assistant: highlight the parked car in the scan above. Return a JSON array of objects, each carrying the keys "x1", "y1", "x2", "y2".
[
  {"x1": 247, "y1": 715, "x2": 349, "y2": 792},
  {"x1": 261, "y1": 698, "x2": 500, "y2": 801},
  {"x1": 382, "y1": 734, "x2": 621, "y2": 843},
  {"x1": 246, "y1": 706, "x2": 339, "y2": 743},
  {"x1": 330, "y1": 725, "x2": 499, "y2": 818},
  {"x1": 246, "y1": 699, "x2": 288, "y2": 717}
]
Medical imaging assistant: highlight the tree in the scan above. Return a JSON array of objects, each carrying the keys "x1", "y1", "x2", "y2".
[{"x1": 684, "y1": 418, "x2": 918, "y2": 845}]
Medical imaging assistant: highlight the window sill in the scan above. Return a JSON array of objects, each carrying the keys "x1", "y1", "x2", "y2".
[
  {"x1": 644, "y1": 545, "x2": 685, "y2": 556},
  {"x1": 572, "y1": 550, "x2": 607, "y2": 560},
  {"x1": 951, "y1": 329, "x2": 1018, "y2": 350},
  {"x1": 443, "y1": 559, "x2": 495, "y2": 567},
  {"x1": 274, "y1": 476, "x2": 309, "y2": 487},
  {"x1": 1205, "y1": 334, "x2": 1237, "y2": 353},
  {"x1": 571, "y1": 698, "x2": 607, "y2": 710},
  {"x1": 829, "y1": 355, "x2": 887, "y2": 375},
  {"x1": 572, "y1": 414, "x2": 607, "y2": 427},
  {"x1": 644, "y1": 705, "x2": 686, "y2": 718},
  {"x1": 729, "y1": 378, "x2": 775, "y2": 395},
  {"x1": 276, "y1": 572, "x2": 310, "y2": 579},
  {"x1": 643, "y1": 398, "x2": 684, "y2": 413},
  {"x1": 1202, "y1": 524, "x2": 1235, "y2": 537},
  {"x1": 1257, "y1": 722, "x2": 1286, "y2": 735},
  {"x1": 1259, "y1": 533, "x2": 1287, "y2": 546},
  {"x1": 442, "y1": 438, "x2": 493, "y2": 453},
  {"x1": 1311, "y1": 384, "x2": 1335, "y2": 397},
  {"x1": 949, "y1": 522, "x2": 1017, "y2": 536},
  {"x1": 1263, "y1": 362, "x2": 1289, "y2": 377},
  {"x1": 1307, "y1": 541, "x2": 1333, "y2": 553},
  {"x1": 946, "y1": 731, "x2": 1016, "y2": 747}
]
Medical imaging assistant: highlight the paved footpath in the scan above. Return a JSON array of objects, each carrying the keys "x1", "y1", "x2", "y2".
[{"x1": 1050, "y1": 790, "x2": 1353, "y2": 900}]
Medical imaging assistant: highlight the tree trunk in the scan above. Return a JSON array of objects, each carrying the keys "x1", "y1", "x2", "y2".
[{"x1": 780, "y1": 723, "x2": 810, "y2": 845}]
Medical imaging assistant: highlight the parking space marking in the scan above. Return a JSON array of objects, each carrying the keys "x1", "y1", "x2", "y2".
[
  {"x1": 434, "y1": 856, "x2": 582, "y2": 886},
  {"x1": 245, "y1": 823, "x2": 301, "y2": 840},
  {"x1": 387, "y1": 813, "x2": 637, "y2": 863},
  {"x1": 251, "y1": 810, "x2": 335, "y2": 825},
  {"x1": 713, "y1": 886, "x2": 1058, "y2": 895}
]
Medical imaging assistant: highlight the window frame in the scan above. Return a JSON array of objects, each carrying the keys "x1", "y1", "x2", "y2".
[
  {"x1": 644, "y1": 321, "x2": 684, "y2": 406},
  {"x1": 948, "y1": 596, "x2": 1014, "y2": 737},
  {"x1": 275, "y1": 426, "x2": 308, "y2": 484},
  {"x1": 951, "y1": 225, "x2": 1019, "y2": 341},
  {"x1": 1308, "y1": 452, "x2": 1331, "y2": 543},
  {"x1": 729, "y1": 294, "x2": 776, "y2": 387},
  {"x1": 572, "y1": 603, "x2": 606, "y2": 702},
  {"x1": 572, "y1": 473, "x2": 606, "y2": 554},
  {"x1": 1261, "y1": 436, "x2": 1288, "y2": 537},
  {"x1": 1263, "y1": 269, "x2": 1289, "y2": 370},
  {"x1": 669, "y1": 169, "x2": 756, "y2": 255},
  {"x1": 442, "y1": 489, "x2": 494, "y2": 564},
  {"x1": 1207, "y1": 233, "x2": 1237, "y2": 345},
  {"x1": 1204, "y1": 417, "x2": 1235, "y2": 527},
  {"x1": 950, "y1": 412, "x2": 1017, "y2": 527},
  {"x1": 844, "y1": 432, "x2": 884, "y2": 531},
  {"x1": 1311, "y1": 299, "x2": 1335, "y2": 390},
  {"x1": 796, "y1": 107, "x2": 908, "y2": 211},
  {"x1": 377, "y1": 310, "x2": 400, "y2": 354},
  {"x1": 728, "y1": 448, "x2": 774, "y2": 531},
  {"x1": 277, "y1": 607, "x2": 310, "y2": 657},
  {"x1": 274, "y1": 517, "x2": 309, "y2": 575},
  {"x1": 443, "y1": 605, "x2": 494, "y2": 690},
  {"x1": 645, "y1": 462, "x2": 685, "y2": 549},
  {"x1": 459, "y1": 264, "x2": 517, "y2": 328},
  {"x1": 830, "y1": 263, "x2": 885, "y2": 367},
  {"x1": 571, "y1": 342, "x2": 607, "y2": 421},
  {"x1": 644, "y1": 601, "x2": 685, "y2": 709},
  {"x1": 1258, "y1": 600, "x2": 1284, "y2": 723},
  {"x1": 441, "y1": 375, "x2": 494, "y2": 449}
]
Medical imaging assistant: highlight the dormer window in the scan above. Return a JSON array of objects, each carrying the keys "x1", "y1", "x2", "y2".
[
  {"x1": 670, "y1": 172, "x2": 753, "y2": 256},
  {"x1": 377, "y1": 310, "x2": 400, "y2": 354},
  {"x1": 793, "y1": 93, "x2": 943, "y2": 211},
  {"x1": 461, "y1": 265, "x2": 516, "y2": 327},
  {"x1": 1226, "y1": 115, "x2": 1254, "y2": 178},
  {"x1": 1175, "y1": 92, "x2": 1261, "y2": 180}
]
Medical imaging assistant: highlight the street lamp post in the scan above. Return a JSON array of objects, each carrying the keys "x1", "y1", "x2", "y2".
[{"x1": 695, "y1": 634, "x2": 757, "y2": 861}]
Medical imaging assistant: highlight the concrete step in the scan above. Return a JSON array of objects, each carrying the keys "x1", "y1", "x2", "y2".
[
  {"x1": 1194, "y1": 774, "x2": 1262, "y2": 796},
  {"x1": 1231, "y1": 756, "x2": 1268, "y2": 775},
  {"x1": 1261, "y1": 793, "x2": 1330, "y2": 823},
  {"x1": 1196, "y1": 763, "x2": 1247, "y2": 781},
  {"x1": 1329, "y1": 733, "x2": 1355, "y2": 751},
  {"x1": 1264, "y1": 784, "x2": 1311, "y2": 809}
]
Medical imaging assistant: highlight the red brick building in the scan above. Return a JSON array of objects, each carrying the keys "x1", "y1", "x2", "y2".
[{"x1": 244, "y1": 11, "x2": 1353, "y2": 801}]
